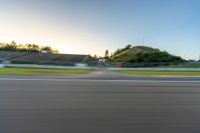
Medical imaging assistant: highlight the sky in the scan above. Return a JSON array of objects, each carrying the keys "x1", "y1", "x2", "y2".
[{"x1": 0, "y1": 0, "x2": 200, "y2": 59}]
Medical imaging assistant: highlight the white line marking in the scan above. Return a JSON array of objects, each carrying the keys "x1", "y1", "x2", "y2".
[{"x1": 0, "y1": 78, "x2": 200, "y2": 83}]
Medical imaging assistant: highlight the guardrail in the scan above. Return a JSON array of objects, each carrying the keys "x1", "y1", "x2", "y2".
[
  {"x1": 1, "y1": 63, "x2": 200, "y2": 71},
  {"x1": 0, "y1": 64, "x2": 93, "y2": 70},
  {"x1": 108, "y1": 67, "x2": 200, "y2": 71}
]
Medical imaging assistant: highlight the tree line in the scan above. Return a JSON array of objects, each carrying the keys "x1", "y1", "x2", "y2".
[{"x1": 0, "y1": 41, "x2": 59, "y2": 54}]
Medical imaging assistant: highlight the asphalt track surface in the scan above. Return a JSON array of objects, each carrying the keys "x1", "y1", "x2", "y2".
[{"x1": 1, "y1": 71, "x2": 200, "y2": 133}]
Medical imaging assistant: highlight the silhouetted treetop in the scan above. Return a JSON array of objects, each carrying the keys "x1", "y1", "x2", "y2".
[{"x1": 0, "y1": 41, "x2": 59, "y2": 54}]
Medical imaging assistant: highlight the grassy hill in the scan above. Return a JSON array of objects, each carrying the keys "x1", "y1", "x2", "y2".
[{"x1": 110, "y1": 46, "x2": 185, "y2": 67}]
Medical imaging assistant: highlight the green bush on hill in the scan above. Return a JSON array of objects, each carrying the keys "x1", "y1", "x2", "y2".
[
  {"x1": 110, "y1": 45, "x2": 185, "y2": 66},
  {"x1": 129, "y1": 51, "x2": 183, "y2": 63}
]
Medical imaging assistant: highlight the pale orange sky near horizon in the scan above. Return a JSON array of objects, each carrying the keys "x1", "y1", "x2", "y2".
[
  {"x1": 0, "y1": 1, "x2": 116, "y2": 56},
  {"x1": 0, "y1": 17, "x2": 112, "y2": 56}
]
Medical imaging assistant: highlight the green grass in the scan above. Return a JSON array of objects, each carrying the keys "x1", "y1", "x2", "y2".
[
  {"x1": 115, "y1": 70, "x2": 200, "y2": 76},
  {"x1": 0, "y1": 68, "x2": 93, "y2": 76}
]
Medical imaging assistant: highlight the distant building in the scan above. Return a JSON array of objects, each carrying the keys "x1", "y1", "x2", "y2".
[
  {"x1": 41, "y1": 50, "x2": 49, "y2": 54},
  {"x1": 99, "y1": 58, "x2": 106, "y2": 62}
]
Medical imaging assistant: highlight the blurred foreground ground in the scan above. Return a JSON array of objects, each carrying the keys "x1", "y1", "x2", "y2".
[{"x1": 1, "y1": 71, "x2": 200, "y2": 133}]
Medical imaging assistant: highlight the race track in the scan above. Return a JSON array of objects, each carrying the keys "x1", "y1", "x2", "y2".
[{"x1": 1, "y1": 71, "x2": 200, "y2": 133}]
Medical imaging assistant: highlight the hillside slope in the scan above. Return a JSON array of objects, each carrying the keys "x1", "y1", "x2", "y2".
[{"x1": 110, "y1": 46, "x2": 184, "y2": 63}]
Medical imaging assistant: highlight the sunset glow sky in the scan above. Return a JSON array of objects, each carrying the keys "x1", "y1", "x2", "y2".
[{"x1": 1, "y1": 0, "x2": 200, "y2": 59}]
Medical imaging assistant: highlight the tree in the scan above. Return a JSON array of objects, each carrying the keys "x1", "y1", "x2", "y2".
[
  {"x1": 4, "y1": 43, "x2": 17, "y2": 51},
  {"x1": 105, "y1": 49, "x2": 109, "y2": 59},
  {"x1": 125, "y1": 44, "x2": 132, "y2": 49},
  {"x1": 41, "y1": 46, "x2": 54, "y2": 53},
  {"x1": 93, "y1": 55, "x2": 98, "y2": 60},
  {"x1": 11, "y1": 41, "x2": 17, "y2": 46},
  {"x1": 32, "y1": 44, "x2": 40, "y2": 52},
  {"x1": 52, "y1": 50, "x2": 59, "y2": 54}
]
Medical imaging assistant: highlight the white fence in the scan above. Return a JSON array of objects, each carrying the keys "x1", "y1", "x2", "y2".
[
  {"x1": 0, "y1": 63, "x2": 93, "y2": 70},
  {"x1": 108, "y1": 67, "x2": 200, "y2": 71},
  {"x1": 1, "y1": 63, "x2": 200, "y2": 71}
]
